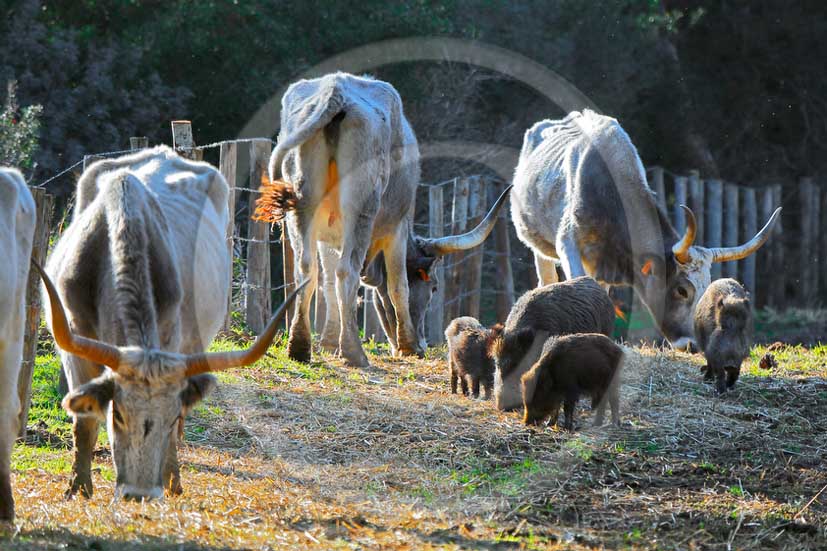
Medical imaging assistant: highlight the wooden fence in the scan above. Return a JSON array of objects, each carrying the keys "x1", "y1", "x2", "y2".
[{"x1": 16, "y1": 122, "x2": 821, "y2": 434}]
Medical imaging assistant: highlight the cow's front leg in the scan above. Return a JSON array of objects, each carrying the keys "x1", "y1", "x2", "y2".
[
  {"x1": 0, "y1": 378, "x2": 20, "y2": 521},
  {"x1": 383, "y1": 235, "x2": 422, "y2": 357},
  {"x1": 67, "y1": 415, "x2": 98, "y2": 499},
  {"x1": 318, "y1": 244, "x2": 341, "y2": 353},
  {"x1": 162, "y1": 419, "x2": 183, "y2": 496},
  {"x1": 373, "y1": 286, "x2": 399, "y2": 354},
  {"x1": 286, "y1": 219, "x2": 318, "y2": 363}
]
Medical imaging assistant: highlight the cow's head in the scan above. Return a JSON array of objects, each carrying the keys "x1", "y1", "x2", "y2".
[
  {"x1": 34, "y1": 261, "x2": 306, "y2": 501},
  {"x1": 637, "y1": 205, "x2": 780, "y2": 350},
  {"x1": 406, "y1": 185, "x2": 513, "y2": 351}
]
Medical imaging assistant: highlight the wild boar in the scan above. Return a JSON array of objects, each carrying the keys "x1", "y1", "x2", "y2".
[
  {"x1": 490, "y1": 276, "x2": 615, "y2": 410},
  {"x1": 521, "y1": 333, "x2": 624, "y2": 430},
  {"x1": 693, "y1": 278, "x2": 753, "y2": 394},
  {"x1": 444, "y1": 317, "x2": 496, "y2": 399}
]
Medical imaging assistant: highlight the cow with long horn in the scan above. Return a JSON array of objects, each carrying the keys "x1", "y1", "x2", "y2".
[
  {"x1": 511, "y1": 111, "x2": 781, "y2": 349},
  {"x1": 254, "y1": 72, "x2": 510, "y2": 366},
  {"x1": 42, "y1": 147, "x2": 302, "y2": 501}
]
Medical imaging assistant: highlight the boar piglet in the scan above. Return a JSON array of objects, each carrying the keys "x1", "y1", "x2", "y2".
[
  {"x1": 693, "y1": 278, "x2": 753, "y2": 394},
  {"x1": 445, "y1": 317, "x2": 496, "y2": 399},
  {"x1": 521, "y1": 333, "x2": 624, "y2": 431}
]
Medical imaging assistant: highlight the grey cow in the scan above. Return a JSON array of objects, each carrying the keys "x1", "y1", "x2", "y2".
[
  {"x1": 510, "y1": 110, "x2": 780, "y2": 349},
  {"x1": 43, "y1": 147, "x2": 303, "y2": 501},
  {"x1": 255, "y1": 72, "x2": 509, "y2": 367}
]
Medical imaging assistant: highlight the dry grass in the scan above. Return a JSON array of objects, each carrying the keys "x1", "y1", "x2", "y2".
[{"x1": 1, "y1": 339, "x2": 826, "y2": 550}]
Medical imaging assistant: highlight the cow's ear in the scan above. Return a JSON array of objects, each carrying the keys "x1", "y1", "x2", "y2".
[
  {"x1": 416, "y1": 268, "x2": 430, "y2": 282},
  {"x1": 62, "y1": 376, "x2": 115, "y2": 420},
  {"x1": 180, "y1": 374, "x2": 217, "y2": 415}
]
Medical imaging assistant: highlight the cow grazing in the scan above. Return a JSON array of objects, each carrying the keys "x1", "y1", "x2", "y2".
[
  {"x1": 511, "y1": 110, "x2": 780, "y2": 350},
  {"x1": 490, "y1": 276, "x2": 614, "y2": 411},
  {"x1": 444, "y1": 316, "x2": 496, "y2": 399},
  {"x1": 253, "y1": 72, "x2": 510, "y2": 367},
  {"x1": 694, "y1": 278, "x2": 753, "y2": 394},
  {"x1": 521, "y1": 333, "x2": 624, "y2": 430},
  {"x1": 0, "y1": 168, "x2": 35, "y2": 521},
  {"x1": 42, "y1": 147, "x2": 303, "y2": 501}
]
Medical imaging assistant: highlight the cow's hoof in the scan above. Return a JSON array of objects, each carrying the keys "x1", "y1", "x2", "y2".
[
  {"x1": 342, "y1": 348, "x2": 370, "y2": 367},
  {"x1": 396, "y1": 345, "x2": 424, "y2": 358},
  {"x1": 65, "y1": 476, "x2": 93, "y2": 500},
  {"x1": 287, "y1": 337, "x2": 312, "y2": 363},
  {"x1": 319, "y1": 336, "x2": 338, "y2": 353}
]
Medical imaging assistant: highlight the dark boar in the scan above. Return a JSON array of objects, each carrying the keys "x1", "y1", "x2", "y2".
[
  {"x1": 444, "y1": 317, "x2": 496, "y2": 399},
  {"x1": 490, "y1": 276, "x2": 615, "y2": 410},
  {"x1": 693, "y1": 278, "x2": 753, "y2": 394},
  {"x1": 521, "y1": 333, "x2": 624, "y2": 430}
]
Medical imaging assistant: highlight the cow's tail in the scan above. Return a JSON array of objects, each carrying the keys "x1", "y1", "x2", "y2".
[{"x1": 253, "y1": 86, "x2": 345, "y2": 224}]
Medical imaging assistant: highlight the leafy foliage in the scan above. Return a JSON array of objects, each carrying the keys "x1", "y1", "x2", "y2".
[{"x1": 0, "y1": 80, "x2": 42, "y2": 173}]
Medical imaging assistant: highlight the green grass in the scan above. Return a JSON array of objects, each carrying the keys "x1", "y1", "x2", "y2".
[
  {"x1": 449, "y1": 457, "x2": 544, "y2": 497},
  {"x1": 26, "y1": 352, "x2": 71, "y2": 440},
  {"x1": 745, "y1": 343, "x2": 827, "y2": 377}
]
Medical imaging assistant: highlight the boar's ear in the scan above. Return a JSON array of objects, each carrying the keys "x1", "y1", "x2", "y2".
[
  {"x1": 180, "y1": 374, "x2": 217, "y2": 415},
  {"x1": 486, "y1": 323, "x2": 505, "y2": 357},
  {"x1": 62, "y1": 376, "x2": 115, "y2": 421},
  {"x1": 716, "y1": 297, "x2": 725, "y2": 310},
  {"x1": 512, "y1": 327, "x2": 537, "y2": 351},
  {"x1": 521, "y1": 363, "x2": 542, "y2": 404}
]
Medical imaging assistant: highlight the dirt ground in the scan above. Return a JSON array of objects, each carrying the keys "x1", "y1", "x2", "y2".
[{"x1": 1, "y1": 340, "x2": 826, "y2": 550}]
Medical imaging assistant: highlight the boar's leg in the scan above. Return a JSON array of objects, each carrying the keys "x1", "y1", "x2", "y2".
[
  {"x1": 593, "y1": 390, "x2": 607, "y2": 427},
  {"x1": 726, "y1": 366, "x2": 740, "y2": 390},
  {"x1": 460, "y1": 376, "x2": 469, "y2": 396},
  {"x1": 482, "y1": 380, "x2": 492, "y2": 400},
  {"x1": 449, "y1": 358, "x2": 458, "y2": 394},
  {"x1": 471, "y1": 377, "x2": 481, "y2": 399},
  {"x1": 715, "y1": 367, "x2": 728, "y2": 394},
  {"x1": 563, "y1": 395, "x2": 577, "y2": 431},
  {"x1": 609, "y1": 382, "x2": 621, "y2": 426}
]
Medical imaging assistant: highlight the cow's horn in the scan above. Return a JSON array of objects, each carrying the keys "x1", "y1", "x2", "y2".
[
  {"x1": 708, "y1": 207, "x2": 782, "y2": 263},
  {"x1": 427, "y1": 185, "x2": 512, "y2": 256},
  {"x1": 183, "y1": 280, "x2": 309, "y2": 376},
  {"x1": 672, "y1": 205, "x2": 697, "y2": 264},
  {"x1": 32, "y1": 260, "x2": 122, "y2": 370}
]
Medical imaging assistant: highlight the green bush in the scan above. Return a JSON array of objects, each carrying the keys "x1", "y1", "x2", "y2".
[{"x1": 0, "y1": 80, "x2": 41, "y2": 174}]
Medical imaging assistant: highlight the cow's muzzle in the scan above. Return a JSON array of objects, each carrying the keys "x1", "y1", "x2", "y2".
[{"x1": 116, "y1": 484, "x2": 164, "y2": 502}]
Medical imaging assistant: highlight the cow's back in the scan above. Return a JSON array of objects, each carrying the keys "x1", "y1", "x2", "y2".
[
  {"x1": 511, "y1": 111, "x2": 658, "y2": 270},
  {"x1": 49, "y1": 148, "x2": 229, "y2": 354}
]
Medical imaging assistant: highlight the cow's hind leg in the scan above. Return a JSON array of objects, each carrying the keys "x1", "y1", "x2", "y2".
[
  {"x1": 286, "y1": 218, "x2": 319, "y2": 363},
  {"x1": 534, "y1": 254, "x2": 559, "y2": 286},
  {"x1": 318, "y1": 243, "x2": 341, "y2": 353},
  {"x1": 555, "y1": 228, "x2": 587, "y2": 279}
]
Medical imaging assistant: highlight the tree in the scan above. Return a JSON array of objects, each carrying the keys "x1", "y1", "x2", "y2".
[{"x1": 0, "y1": 80, "x2": 42, "y2": 176}]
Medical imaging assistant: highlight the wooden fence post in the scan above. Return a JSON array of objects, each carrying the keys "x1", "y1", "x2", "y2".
[
  {"x1": 463, "y1": 177, "x2": 486, "y2": 318},
  {"x1": 219, "y1": 142, "x2": 238, "y2": 332},
  {"x1": 445, "y1": 178, "x2": 469, "y2": 323},
  {"x1": 688, "y1": 170, "x2": 705, "y2": 245},
  {"x1": 426, "y1": 185, "x2": 445, "y2": 345},
  {"x1": 742, "y1": 187, "x2": 757, "y2": 298},
  {"x1": 810, "y1": 183, "x2": 821, "y2": 304},
  {"x1": 723, "y1": 183, "x2": 740, "y2": 279},
  {"x1": 17, "y1": 189, "x2": 54, "y2": 437},
  {"x1": 650, "y1": 167, "x2": 667, "y2": 213},
  {"x1": 493, "y1": 180, "x2": 515, "y2": 322},
  {"x1": 758, "y1": 187, "x2": 776, "y2": 306},
  {"x1": 171, "y1": 120, "x2": 203, "y2": 161},
  {"x1": 673, "y1": 176, "x2": 688, "y2": 234},
  {"x1": 129, "y1": 137, "x2": 149, "y2": 150},
  {"x1": 245, "y1": 141, "x2": 272, "y2": 334},
  {"x1": 770, "y1": 185, "x2": 785, "y2": 307},
  {"x1": 705, "y1": 179, "x2": 723, "y2": 280},
  {"x1": 798, "y1": 177, "x2": 815, "y2": 305}
]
